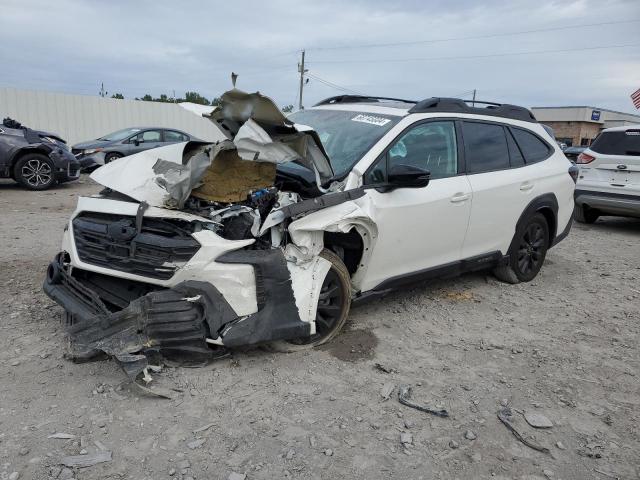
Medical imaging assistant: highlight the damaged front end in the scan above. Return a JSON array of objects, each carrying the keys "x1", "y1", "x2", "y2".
[{"x1": 43, "y1": 88, "x2": 368, "y2": 383}]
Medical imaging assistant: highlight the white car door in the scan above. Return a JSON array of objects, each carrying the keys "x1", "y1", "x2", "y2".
[
  {"x1": 460, "y1": 121, "x2": 550, "y2": 258},
  {"x1": 359, "y1": 120, "x2": 473, "y2": 291}
]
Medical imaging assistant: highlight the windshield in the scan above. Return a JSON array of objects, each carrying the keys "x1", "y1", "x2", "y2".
[
  {"x1": 289, "y1": 109, "x2": 401, "y2": 177},
  {"x1": 99, "y1": 128, "x2": 141, "y2": 142}
]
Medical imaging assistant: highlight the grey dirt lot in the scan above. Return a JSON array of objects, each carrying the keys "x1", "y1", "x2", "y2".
[{"x1": 0, "y1": 177, "x2": 638, "y2": 480}]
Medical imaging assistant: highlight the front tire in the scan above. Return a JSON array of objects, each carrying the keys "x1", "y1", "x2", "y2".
[
  {"x1": 15, "y1": 153, "x2": 56, "y2": 190},
  {"x1": 104, "y1": 152, "x2": 123, "y2": 164},
  {"x1": 494, "y1": 213, "x2": 549, "y2": 284},
  {"x1": 270, "y1": 249, "x2": 351, "y2": 352}
]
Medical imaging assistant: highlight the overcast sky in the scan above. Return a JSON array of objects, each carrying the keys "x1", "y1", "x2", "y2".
[{"x1": 1, "y1": 0, "x2": 639, "y2": 112}]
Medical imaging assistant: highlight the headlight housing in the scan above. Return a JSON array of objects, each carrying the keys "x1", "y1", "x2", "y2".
[{"x1": 83, "y1": 148, "x2": 103, "y2": 155}]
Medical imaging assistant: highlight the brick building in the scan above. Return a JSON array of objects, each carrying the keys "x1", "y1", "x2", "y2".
[{"x1": 531, "y1": 106, "x2": 640, "y2": 147}]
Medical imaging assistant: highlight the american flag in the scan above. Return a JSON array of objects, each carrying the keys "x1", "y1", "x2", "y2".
[{"x1": 632, "y1": 88, "x2": 640, "y2": 109}]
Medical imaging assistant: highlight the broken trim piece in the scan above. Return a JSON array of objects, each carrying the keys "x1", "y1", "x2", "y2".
[
  {"x1": 216, "y1": 249, "x2": 310, "y2": 346},
  {"x1": 398, "y1": 385, "x2": 449, "y2": 418}
]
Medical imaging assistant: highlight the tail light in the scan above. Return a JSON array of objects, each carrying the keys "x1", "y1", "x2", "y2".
[
  {"x1": 576, "y1": 153, "x2": 595, "y2": 164},
  {"x1": 568, "y1": 164, "x2": 579, "y2": 184}
]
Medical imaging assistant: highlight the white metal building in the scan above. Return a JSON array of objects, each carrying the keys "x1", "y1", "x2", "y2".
[{"x1": 0, "y1": 87, "x2": 222, "y2": 145}]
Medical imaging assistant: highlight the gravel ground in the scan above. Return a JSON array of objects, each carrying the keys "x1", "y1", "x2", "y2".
[{"x1": 0, "y1": 176, "x2": 638, "y2": 480}]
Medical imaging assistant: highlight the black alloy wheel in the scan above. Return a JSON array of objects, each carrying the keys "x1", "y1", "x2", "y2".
[{"x1": 517, "y1": 222, "x2": 545, "y2": 276}]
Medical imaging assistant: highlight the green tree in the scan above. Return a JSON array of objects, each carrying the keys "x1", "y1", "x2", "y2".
[
  {"x1": 184, "y1": 91, "x2": 210, "y2": 105},
  {"x1": 281, "y1": 104, "x2": 294, "y2": 113},
  {"x1": 110, "y1": 93, "x2": 124, "y2": 99}
]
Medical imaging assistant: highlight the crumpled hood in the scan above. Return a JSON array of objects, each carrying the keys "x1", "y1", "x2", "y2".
[{"x1": 91, "y1": 88, "x2": 334, "y2": 209}]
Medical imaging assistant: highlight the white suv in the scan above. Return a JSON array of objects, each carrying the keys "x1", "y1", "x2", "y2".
[
  {"x1": 43, "y1": 90, "x2": 576, "y2": 380},
  {"x1": 575, "y1": 124, "x2": 640, "y2": 223}
]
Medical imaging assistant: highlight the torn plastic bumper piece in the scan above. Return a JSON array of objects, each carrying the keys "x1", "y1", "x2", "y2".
[{"x1": 43, "y1": 249, "x2": 310, "y2": 378}]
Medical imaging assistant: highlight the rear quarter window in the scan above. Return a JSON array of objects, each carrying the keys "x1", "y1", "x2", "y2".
[
  {"x1": 590, "y1": 130, "x2": 640, "y2": 156},
  {"x1": 510, "y1": 128, "x2": 552, "y2": 164}
]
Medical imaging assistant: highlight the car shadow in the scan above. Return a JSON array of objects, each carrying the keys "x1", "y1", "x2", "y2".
[
  {"x1": 0, "y1": 179, "x2": 82, "y2": 192},
  {"x1": 582, "y1": 216, "x2": 640, "y2": 234}
]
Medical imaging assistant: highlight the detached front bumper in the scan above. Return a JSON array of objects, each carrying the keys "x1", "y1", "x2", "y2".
[{"x1": 43, "y1": 249, "x2": 311, "y2": 378}]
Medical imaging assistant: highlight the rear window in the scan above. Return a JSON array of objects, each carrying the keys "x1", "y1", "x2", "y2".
[
  {"x1": 590, "y1": 130, "x2": 640, "y2": 156},
  {"x1": 462, "y1": 122, "x2": 510, "y2": 173},
  {"x1": 511, "y1": 128, "x2": 551, "y2": 163}
]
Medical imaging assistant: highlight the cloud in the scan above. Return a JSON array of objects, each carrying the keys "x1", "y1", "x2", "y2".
[{"x1": 0, "y1": 0, "x2": 639, "y2": 112}]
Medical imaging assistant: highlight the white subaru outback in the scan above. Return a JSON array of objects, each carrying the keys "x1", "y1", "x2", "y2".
[
  {"x1": 43, "y1": 89, "x2": 576, "y2": 380},
  {"x1": 574, "y1": 124, "x2": 640, "y2": 223}
]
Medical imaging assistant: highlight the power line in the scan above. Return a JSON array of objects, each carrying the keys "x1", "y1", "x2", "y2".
[
  {"x1": 307, "y1": 19, "x2": 640, "y2": 51},
  {"x1": 308, "y1": 42, "x2": 640, "y2": 65},
  {"x1": 307, "y1": 73, "x2": 364, "y2": 95}
]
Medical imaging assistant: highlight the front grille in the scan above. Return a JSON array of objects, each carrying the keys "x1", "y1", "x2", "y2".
[{"x1": 73, "y1": 212, "x2": 201, "y2": 280}]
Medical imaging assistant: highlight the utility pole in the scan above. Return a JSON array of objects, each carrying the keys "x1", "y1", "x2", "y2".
[
  {"x1": 472, "y1": 89, "x2": 476, "y2": 107},
  {"x1": 298, "y1": 50, "x2": 308, "y2": 110},
  {"x1": 173, "y1": 89, "x2": 176, "y2": 103},
  {"x1": 99, "y1": 82, "x2": 107, "y2": 98}
]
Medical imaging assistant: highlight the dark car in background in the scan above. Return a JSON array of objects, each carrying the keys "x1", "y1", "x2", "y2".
[
  {"x1": 563, "y1": 145, "x2": 587, "y2": 161},
  {"x1": 0, "y1": 118, "x2": 80, "y2": 190},
  {"x1": 72, "y1": 127, "x2": 198, "y2": 170}
]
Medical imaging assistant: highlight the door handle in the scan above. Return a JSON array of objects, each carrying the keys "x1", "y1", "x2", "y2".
[
  {"x1": 450, "y1": 193, "x2": 471, "y2": 203},
  {"x1": 520, "y1": 182, "x2": 534, "y2": 192}
]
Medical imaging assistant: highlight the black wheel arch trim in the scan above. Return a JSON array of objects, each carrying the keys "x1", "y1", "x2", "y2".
[
  {"x1": 9, "y1": 144, "x2": 55, "y2": 172},
  {"x1": 507, "y1": 193, "x2": 559, "y2": 255}
]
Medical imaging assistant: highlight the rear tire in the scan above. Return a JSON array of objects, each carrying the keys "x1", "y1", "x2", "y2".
[
  {"x1": 494, "y1": 213, "x2": 549, "y2": 284},
  {"x1": 574, "y1": 204, "x2": 599, "y2": 224},
  {"x1": 14, "y1": 153, "x2": 56, "y2": 190},
  {"x1": 270, "y1": 249, "x2": 351, "y2": 353}
]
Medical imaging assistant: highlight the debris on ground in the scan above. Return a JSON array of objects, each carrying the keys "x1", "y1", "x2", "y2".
[
  {"x1": 524, "y1": 411, "x2": 554, "y2": 428},
  {"x1": 380, "y1": 383, "x2": 395, "y2": 401},
  {"x1": 48, "y1": 433, "x2": 76, "y2": 439},
  {"x1": 464, "y1": 429, "x2": 477, "y2": 440},
  {"x1": 398, "y1": 384, "x2": 449, "y2": 417},
  {"x1": 400, "y1": 432, "x2": 413, "y2": 446},
  {"x1": 374, "y1": 363, "x2": 397, "y2": 374},
  {"x1": 228, "y1": 473, "x2": 247, "y2": 480},
  {"x1": 59, "y1": 450, "x2": 112, "y2": 467},
  {"x1": 497, "y1": 407, "x2": 550, "y2": 454},
  {"x1": 193, "y1": 422, "x2": 216, "y2": 434},
  {"x1": 187, "y1": 438, "x2": 206, "y2": 449}
]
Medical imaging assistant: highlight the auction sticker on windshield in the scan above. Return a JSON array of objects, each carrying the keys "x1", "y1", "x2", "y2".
[{"x1": 351, "y1": 114, "x2": 391, "y2": 126}]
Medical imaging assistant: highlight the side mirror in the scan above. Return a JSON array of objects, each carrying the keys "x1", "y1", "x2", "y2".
[
  {"x1": 133, "y1": 139, "x2": 140, "y2": 146},
  {"x1": 386, "y1": 164, "x2": 430, "y2": 190}
]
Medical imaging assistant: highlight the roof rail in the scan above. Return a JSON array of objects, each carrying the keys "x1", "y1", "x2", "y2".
[
  {"x1": 408, "y1": 97, "x2": 537, "y2": 123},
  {"x1": 314, "y1": 95, "x2": 417, "y2": 106}
]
